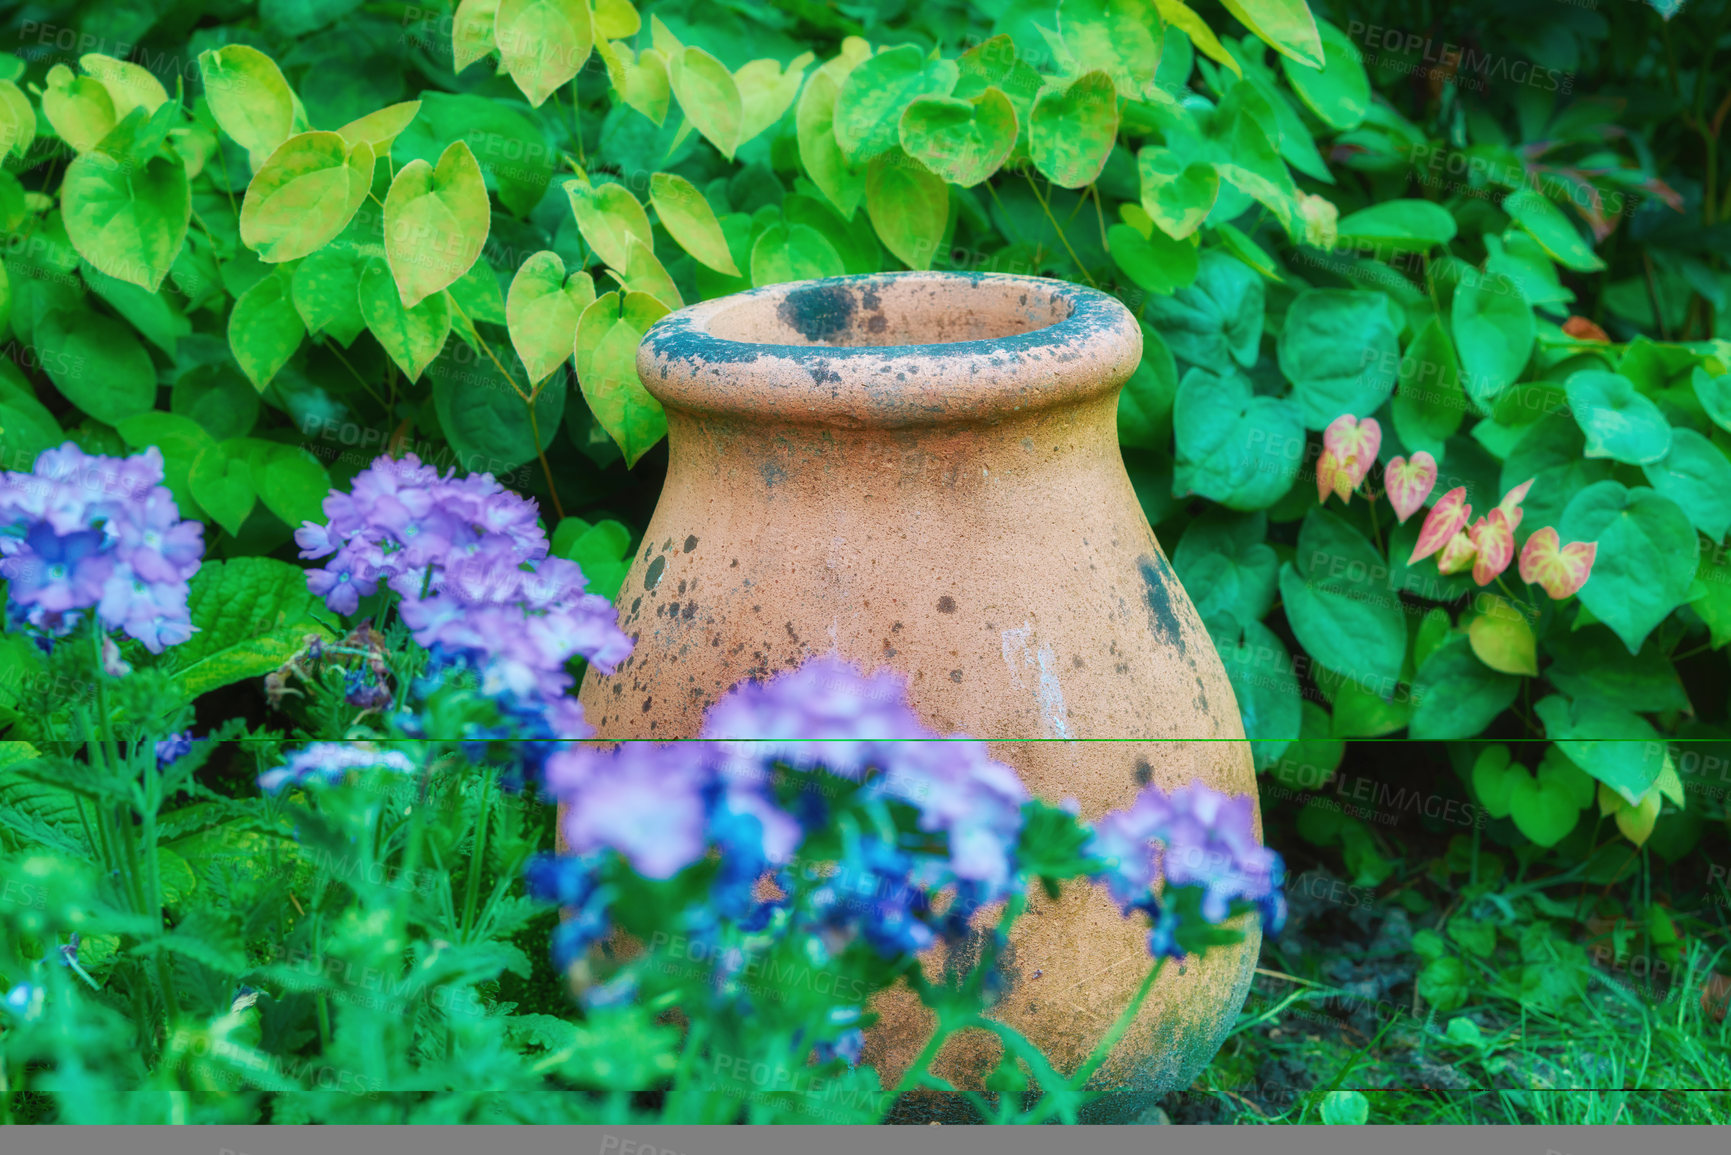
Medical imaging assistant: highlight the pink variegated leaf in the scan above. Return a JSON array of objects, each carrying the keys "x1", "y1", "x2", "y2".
[
  {"x1": 1519, "y1": 527, "x2": 1598, "y2": 599},
  {"x1": 1316, "y1": 448, "x2": 1340, "y2": 504},
  {"x1": 1435, "y1": 528, "x2": 1477, "y2": 575},
  {"x1": 1471, "y1": 508, "x2": 1515, "y2": 586},
  {"x1": 1385, "y1": 452, "x2": 1438, "y2": 524},
  {"x1": 1409, "y1": 486, "x2": 1471, "y2": 565},
  {"x1": 1497, "y1": 476, "x2": 1535, "y2": 532},
  {"x1": 1324, "y1": 414, "x2": 1381, "y2": 490}
]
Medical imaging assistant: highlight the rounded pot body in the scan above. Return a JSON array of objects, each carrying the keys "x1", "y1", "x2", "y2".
[{"x1": 576, "y1": 272, "x2": 1258, "y2": 1109}]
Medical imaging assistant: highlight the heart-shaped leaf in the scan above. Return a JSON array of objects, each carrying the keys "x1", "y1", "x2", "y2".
[
  {"x1": 358, "y1": 257, "x2": 450, "y2": 381},
  {"x1": 1564, "y1": 370, "x2": 1672, "y2": 465},
  {"x1": 898, "y1": 88, "x2": 1017, "y2": 188},
  {"x1": 1029, "y1": 70, "x2": 1119, "y2": 189},
  {"x1": 240, "y1": 132, "x2": 372, "y2": 263},
  {"x1": 507, "y1": 251, "x2": 596, "y2": 387},
  {"x1": 383, "y1": 140, "x2": 490, "y2": 308},
  {"x1": 575, "y1": 290, "x2": 670, "y2": 467}
]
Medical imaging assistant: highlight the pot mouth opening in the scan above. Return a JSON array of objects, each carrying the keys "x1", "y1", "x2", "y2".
[
  {"x1": 698, "y1": 273, "x2": 1076, "y2": 348},
  {"x1": 637, "y1": 273, "x2": 1141, "y2": 427}
]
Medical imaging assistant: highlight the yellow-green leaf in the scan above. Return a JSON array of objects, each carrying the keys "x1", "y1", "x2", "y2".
[
  {"x1": 750, "y1": 221, "x2": 844, "y2": 286},
  {"x1": 735, "y1": 53, "x2": 814, "y2": 147},
  {"x1": 612, "y1": 233, "x2": 681, "y2": 309},
  {"x1": 1029, "y1": 70, "x2": 1119, "y2": 189},
  {"x1": 898, "y1": 87, "x2": 1017, "y2": 188},
  {"x1": 1220, "y1": 0, "x2": 1324, "y2": 69},
  {"x1": 668, "y1": 46, "x2": 742, "y2": 159},
  {"x1": 79, "y1": 53, "x2": 169, "y2": 121},
  {"x1": 197, "y1": 45, "x2": 297, "y2": 159},
  {"x1": 866, "y1": 151, "x2": 947, "y2": 270},
  {"x1": 383, "y1": 140, "x2": 490, "y2": 308},
  {"x1": 594, "y1": 0, "x2": 640, "y2": 39},
  {"x1": 41, "y1": 63, "x2": 116, "y2": 154},
  {"x1": 452, "y1": 0, "x2": 501, "y2": 72},
  {"x1": 576, "y1": 289, "x2": 670, "y2": 467},
  {"x1": 596, "y1": 39, "x2": 671, "y2": 125},
  {"x1": 61, "y1": 149, "x2": 190, "y2": 291},
  {"x1": 507, "y1": 251, "x2": 596, "y2": 386},
  {"x1": 565, "y1": 177, "x2": 652, "y2": 270},
  {"x1": 336, "y1": 101, "x2": 421, "y2": 150},
  {"x1": 0, "y1": 80, "x2": 35, "y2": 158},
  {"x1": 1467, "y1": 595, "x2": 1539, "y2": 676},
  {"x1": 796, "y1": 42, "x2": 871, "y2": 218},
  {"x1": 240, "y1": 133, "x2": 372, "y2": 263},
  {"x1": 650, "y1": 172, "x2": 739, "y2": 275},
  {"x1": 495, "y1": 0, "x2": 594, "y2": 108}
]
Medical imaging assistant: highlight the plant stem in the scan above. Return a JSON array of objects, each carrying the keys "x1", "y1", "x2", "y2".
[{"x1": 459, "y1": 766, "x2": 497, "y2": 942}]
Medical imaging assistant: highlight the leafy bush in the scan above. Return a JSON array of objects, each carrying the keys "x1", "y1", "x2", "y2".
[{"x1": 1, "y1": 0, "x2": 1729, "y2": 1127}]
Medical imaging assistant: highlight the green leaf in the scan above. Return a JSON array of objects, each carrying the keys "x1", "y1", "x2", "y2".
[
  {"x1": 1559, "y1": 481, "x2": 1699, "y2": 654},
  {"x1": 494, "y1": 0, "x2": 593, "y2": 107},
  {"x1": 1545, "y1": 628, "x2": 1690, "y2": 715},
  {"x1": 335, "y1": 100, "x2": 421, "y2": 151},
  {"x1": 1278, "y1": 509, "x2": 1406, "y2": 690},
  {"x1": 1467, "y1": 595, "x2": 1537, "y2": 676},
  {"x1": 798, "y1": 47, "x2": 871, "y2": 218},
  {"x1": 0, "y1": 366, "x2": 64, "y2": 468},
  {"x1": 750, "y1": 221, "x2": 845, "y2": 286},
  {"x1": 383, "y1": 140, "x2": 489, "y2": 309},
  {"x1": 551, "y1": 516, "x2": 633, "y2": 601},
  {"x1": 668, "y1": 46, "x2": 743, "y2": 159},
  {"x1": 1174, "y1": 509, "x2": 1279, "y2": 630},
  {"x1": 1220, "y1": 0, "x2": 1324, "y2": 69},
  {"x1": 1280, "y1": 19, "x2": 1369, "y2": 130},
  {"x1": 835, "y1": 44, "x2": 958, "y2": 164},
  {"x1": 239, "y1": 132, "x2": 372, "y2": 263},
  {"x1": 116, "y1": 411, "x2": 214, "y2": 517},
  {"x1": 171, "y1": 365, "x2": 259, "y2": 442},
  {"x1": 290, "y1": 244, "x2": 368, "y2": 346},
  {"x1": 1107, "y1": 222, "x2": 1197, "y2": 295},
  {"x1": 506, "y1": 251, "x2": 595, "y2": 387},
  {"x1": 1145, "y1": 249, "x2": 1264, "y2": 370},
  {"x1": 1278, "y1": 289, "x2": 1399, "y2": 429},
  {"x1": 1335, "y1": 200, "x2": 1456, "y2": 252},
  {"x1": 1508, "y1": 767, "x2": 1581, "y2": 847},
  {"x1": 1409, "y1": 634, "x2": 1519, "y2": 739},
  {"x1": 61, "y1": 150, "x2": 190, "y2": 291},
  {"x1": 1564, "y1": 370, "x2": 1671, "y2": 465},
  {"x1": 82, "y1": 260, "x2": 189, "y2": 356},
  {"x1": 565, "y1": 178, "x2": 653, "y2": 272},
  {"x1": 1216, "y1": 616, "x2": 1302, "y2": 770},
  {"x1": 1117, "y1": 322, "x2": 1179, "y2": 448},
  {"x1": 1450, "y1": 272, "x2": 1533, "y2": 410},
  {"x1": 169, "y1": 557, "x2": 330, "y2": 699},
  {"x1": 1641, "y1": 427, "x2": 1731, "y2": 541},
  {"x1": 358, "y1": 257, "x2": 450, "y2": 381},
  {"x1": 399, "y1": 92, "x2": 550, "y2": 217},
  {"x1": 1503, "y1": 189, "x2": 1604, "y2": 273},
  {"x1": 650, "y1": 172, "x2": 740, "y2": 276},
  {"x1": 34, "y1": 308, "x2": 156, "y2": 423},
  {"x1": 1534, "y1": 694, "x2": 1666, "y2": 805},
  {"x1": 1054, "y1": 0, "x2": 1163, "y2": 93},
  {"x1": 1029, "y1": 70, "x2": 1119, "y2": 189},
  {"x1": 1137, "y1": 146, "x2": 1220, "y2": 240},
  {"x1": 228, "y1": 270, "x2": 305, "y2": 392},
  {"x1": 430, "y1": 344, "x2": 564, "y2": 474},
  {"x1": 1690, "y1": 367, "x2": 1731, "y2": 433},
  {"x1": 0, "y1": 78, "x2": 39, "y2": 159},
  {"x1": 1319, "y1": 1090, "x2": 1369, "y2": 1126},
  {"x1": 42, "y1": 64, "x2": 116, "y2": 153},
  {"x1": 452, "y1": 0, "x2": 500, "y2": 72},
  {"x1": 575, "y1": 290, "x2": 670, "y2": 467},
  {"x1": 898, "y1": 88, "x2": 1017, "y2": 188},
  {"x1": 734, "y1": 53, "x2": 813, "y2": 148},
  {"x1": 1500, "y1": 411, "x2": 1614, "y2": 535},
  {"x1": 613, "y1": 234, "x2": 682, "y2": 310},
  {"x1": 189, "y1": 444, "x2": 255, "y2": 536},
  {"x1": 197, "y1": 46, "x2": 297, "y2": 160},
  {"x1": 250, "y1": 441, "x2": 332, "y2": 528},
  {"x1": 865, "y1": 152, "x2": 948, "y2": 270},
  {"x1": 1392, "y1": 317, "x2": 1466, "y2": 459},
  {"x1": 1172, "y1": 367, "x2": 1302, "y2": 510}
]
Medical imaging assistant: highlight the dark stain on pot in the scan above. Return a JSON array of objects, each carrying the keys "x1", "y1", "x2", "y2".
[
  {"x1": 641, "y1": 697, "x2": 652, "y2": 713},
  {"x1": 1134, "y1": 759, "x2": 1153, "y2": 786},
  {"x1": 785, "y1": 622, "x2": 800, "y2": 643},
  {"x1": 760, "y1": 461, "x2": 786, "y2": 488},
  {"x1": 777, "y1": 283, "x2": 856, "y2": 342},
  {"x1": 684, "y1": 534, "x2": 699, "y2": 553},
  {"x1": 950, "y1": 669, "x2": 964, "y2": 683},
  {"x1": 1137, "y1": 554, "x2": 1185, "y2": 656},
  {"x1": 644, "y1": 556, "x2": 666, "y2": 590},
  {"x1": 937, "y1": 595, "x2": 956, "y2": 613}
]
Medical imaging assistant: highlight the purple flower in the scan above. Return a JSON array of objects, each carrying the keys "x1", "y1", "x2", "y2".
[
  {"x1": 155, "y1": 732, "x2": 194, "y2": 767},
  {"x1": 0, "y1": 444, "x2": 203, "y2": 653},
  {"x1": 547, "y1": 742, "x2": 719, "y2": 880},
  {"x1": 258, "y1": 742, "x2": 417, "y2": 794},
  {"x1": 1088, "y1": 781, "x2": 1285, "y2": 959}
]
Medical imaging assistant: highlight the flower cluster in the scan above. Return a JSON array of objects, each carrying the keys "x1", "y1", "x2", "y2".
[
  {"x1": 258, "y1": 741, "x2": 417, "y2": 794},
  {"x1": 296, "y1": 454, "x2": 633, "y2": 744},
  {"x1": 1089, "y1": 783, "x2": 1285, "y2": 960},
  {"x1": 0, "y1": 444, "x2": 204, "y2": 652}
]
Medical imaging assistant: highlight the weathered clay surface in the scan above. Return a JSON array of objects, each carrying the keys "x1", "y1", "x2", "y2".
[{"x1": 575, "y1": 272, "x2": 1259, "y2": 1109}]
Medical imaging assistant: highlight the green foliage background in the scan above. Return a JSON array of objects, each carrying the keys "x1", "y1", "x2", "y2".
[{"x1": 2, "y1": 0, "x2": 1731, "y2": 1127}]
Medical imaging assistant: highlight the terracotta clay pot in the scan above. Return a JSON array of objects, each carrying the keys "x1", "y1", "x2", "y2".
[{"x1": 576, "y1": 271, "x2": 1258, "y2": 1115}]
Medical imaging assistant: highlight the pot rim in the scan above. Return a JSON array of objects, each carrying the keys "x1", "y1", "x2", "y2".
[{"x1": 636, "y1": 272, "x2": 1141, "y2": 428}]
